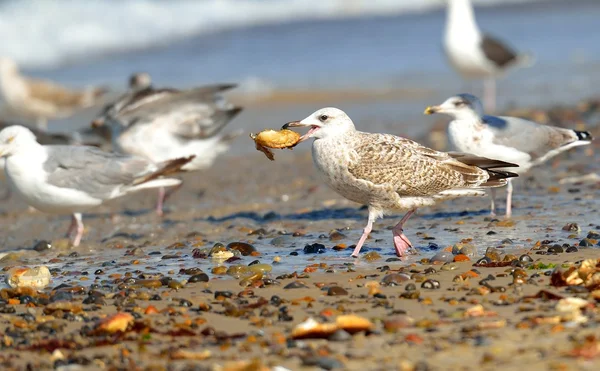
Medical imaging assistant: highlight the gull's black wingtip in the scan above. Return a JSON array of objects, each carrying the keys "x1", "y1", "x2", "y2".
[{"x1": 575, "y1": 130, "x2": 593, "y2": 142}]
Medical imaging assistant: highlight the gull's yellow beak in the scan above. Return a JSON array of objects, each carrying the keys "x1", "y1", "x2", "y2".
[{"x1": 424, "y1": 106, "x2": 439, "y2": 115}]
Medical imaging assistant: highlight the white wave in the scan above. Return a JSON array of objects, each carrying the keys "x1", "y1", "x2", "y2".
[{"x1": 0, "y1": 0, "x2": 548, "y2": 68}]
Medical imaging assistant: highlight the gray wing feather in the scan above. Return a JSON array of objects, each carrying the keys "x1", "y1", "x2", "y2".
[
  {"x1": 44, "y1": 146, "x2": 153, "y2": 199},
  {"x1": 484, "y1": 115, "x2": 578, "y2": 158}
]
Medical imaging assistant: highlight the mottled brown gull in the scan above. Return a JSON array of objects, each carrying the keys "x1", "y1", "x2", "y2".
[
  {"x1": 425, "y1": 93, "x2": 593, "y2": 217},
  {"x1": 0, "y1": 125, "x2": 192, "y2": 247},
  {"x1": 283, "y1": 107, "x2": 518, "y2": 258}
]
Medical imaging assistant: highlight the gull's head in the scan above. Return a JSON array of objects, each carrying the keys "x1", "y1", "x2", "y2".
[
  {"x1": 282, "y1": 107, "x2": 355, "y2": 142},
  {"x1": 424, "y1": 94, "x2": 484, "y2": 120},
  {"x1": 0, "y1": 57, "x2": 18, "y2": 76},
  {"x1": 129, "y1": 72, "x2": 152, "y2": 91},
  {"x1": 0, "y1": 125, "x2": 37, "y2": 157}
]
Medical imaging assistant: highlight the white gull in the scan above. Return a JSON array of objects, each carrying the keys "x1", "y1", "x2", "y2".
[
  {"x1": 0, "y1": 125, "x2": 192, "y2": 247},
  {"x1": 283, "y1": 107, "x2": 518, "y2": 257},
  {"x1": 425, "y1": 93, "x2": 593, "y2": 217},
  {"x1": 444, "y1": 0, "x2": 533, "y2": 112}
]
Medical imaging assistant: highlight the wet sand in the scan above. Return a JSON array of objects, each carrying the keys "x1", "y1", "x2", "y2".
[{"x1": 0, "y1": 98, "x2": 599, "y2": 369}]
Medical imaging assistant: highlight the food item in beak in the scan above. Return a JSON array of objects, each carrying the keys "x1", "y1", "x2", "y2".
[{"x1": 250, "y1": 129, "x2": 301, "y2": 161}]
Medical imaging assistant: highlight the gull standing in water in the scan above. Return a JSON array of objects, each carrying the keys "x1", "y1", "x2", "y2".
[
  {"x1": 0, "y1": 57, "x2": 106, "y2": 130},
  {"x1": 425, "y1": 94, "x2": 593, "y2": 217},
  {"x1": 283, "y1": 107, "x2": 518, "y2": 258},
  {"x1": 444, "y1": 0, "x2": 533, "y2": 112},
  {"x1": 0, "y1": 125, "x2": 192, "y2": 246},
  {"x1": 92, "y1": 81, "x2": 242, "y2": 216}
]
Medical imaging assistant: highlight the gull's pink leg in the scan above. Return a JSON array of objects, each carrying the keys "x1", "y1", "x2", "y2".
[
  {"x1": 392, "y1": 209, "x2": 417, "y2": 257},
  {"x1": 65, "y1": 215, "x2": 77, "y2": 238},
  {"x1": 505, "y1": 179, "x2": 513, "y2": 218},
  {"x1": 156, "y1": 187, "x2": 166, "y2": 217},
  {"x1": 351, "y1": 213, "x2": 375, "y2": 258},
  {"x1": 155, "y1": 184, "x2": 183, "y2": 216},
  {"x1": 70, "y1": 213, "x2": 84, "y2": 247}
]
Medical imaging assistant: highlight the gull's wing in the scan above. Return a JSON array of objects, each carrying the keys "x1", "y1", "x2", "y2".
[
  {"x1": 43, "y1": 145, "x2": 156, "y2": 199},
  {"x1": 483, "y1": 115, "x2": 584, "y2": 161},
  {"x1": 347, "y1": 133, "x2": 515, "y2": 196}
]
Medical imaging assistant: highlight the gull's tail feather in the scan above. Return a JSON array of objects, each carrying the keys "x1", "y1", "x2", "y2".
[{"x1": 134, "y1": 156, "x2": 195, "y2": 185}]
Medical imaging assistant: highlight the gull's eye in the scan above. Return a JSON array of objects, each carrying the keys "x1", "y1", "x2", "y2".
[
  {"x1": 454, "y1": 101, "x2": 466, "y2": 108},
  {"x1": 319, "y1": 115, "x2": 328, "y2": 122},
  {"x1": 6, "y1": 136, "x2": 14, "y2": 144}
]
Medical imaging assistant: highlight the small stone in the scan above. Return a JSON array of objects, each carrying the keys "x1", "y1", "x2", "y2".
[
  {"x1": 227, "y1": 242, "x2": 256, "y2": 256},
  {"x1": 405, "y1": 283, "x2": 417, "y2": 291},
  {"x1": 562, "y1": 223, "x2": 580, "y2": 232},
  {"x1": 383, "y1": 315, "x2": 414, "y2": 332},
  {"x1": 214, "y1": 291, "x2": 233, "y2": 299},
  {"x1": 328, "y1": 329, "x2": 351, "y2": 341},
  {"x1": 270, "y1": 235, "x2": 294, "y2": 247},
  {"x1": 547, "y1": 245, "x2": 564, "y2": 253},
  {"x1": 381, "y1": 273, "x2": 410, "y2": 286},
  {"x1": 303, "y1": 243, "x2": 326, "y2": 254},
  {"x1": 327, "y1": 286, "x2": 348, "y2": 296},
  {"x1": 519, "y1": 254, "x2": 533, "y2": 263},
  {"x1": 33, "y1": 240, "x2": 52, "y2": 252},
  {"x1": 284, "y1": 281, "x2": 309, "y2": 289},
  {"x1": 566, "y1": 246, "x2": 578, "y2": 253},
  {"x1": 587, "y1": 231, "x2": 600, "y2": 239},
  {"x1": 189, "y1": 273, "x2": 209, "y2": 283},
  {"x1": 421, "y1": 279, "x2": 440, "y2": 289},
  {"x1": 579, "y1": 238, "x2": 594, "y2": 247},
  {"x1": 329, "y1": 230, "x2": 346, "y2": 242},
  {"x1": 302, "y1": 357, "x2": 343, "y2": 370},
  {"x1": 440, "y1": 263, "x2": 458, "y2": 271},
  {"x1": 430, "y1": 251, "x2": 453, "y2": 263},
  {"x1": 6, "y1": 266, "x2": 52, "y2": 289},
  {"x1": 363, "y1": 251, "x2": 381, "y2": 261}
]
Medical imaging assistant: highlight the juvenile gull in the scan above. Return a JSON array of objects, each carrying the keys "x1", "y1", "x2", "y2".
[
  {"x1": 444, "y1": 0, "x2": 532, "y2": 112},
  {"x1": 283, "y1": 107, "x2": 518, "y2": 257},
  {"x1": 425, "y1": 94, "x2": 593, "y2": 217},
  {"x1": 0, "y1": 125, "x2": 192, "y2": 247},
  {"x1": 92, "y1": 82, "x2": 242, "y2": 215},
  {"x1": 0, "y1": 57, "x2": 106, "y2": 130}
]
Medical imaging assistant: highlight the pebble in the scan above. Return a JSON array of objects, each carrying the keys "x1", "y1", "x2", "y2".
[
  {"x1": 328, "y1": 329, "x2": 351, "y2": 341},
  {"x1": 579, "y1": 238, "x2": 594, "y2": 247},
  {"x1": 430, "y1": 251, "x2": 453, "y2": 263},
  {"x1": 440, "y1": 263, "x2": 458, "y2": 271},
  {"x1": 329, "y1": 230, "x2": 346, "y2": 242},
  {"x1": 303, "y1": 243, "x2": 326, "y2": 254},
  {"x1": 562, "y1": 223, "x2": 581, "y2": 232},
  {"x1": 327, "y1": 286, "x2": 348, "y2": 296},
  {"x1": 363, "y1": 251, "x2": 381, "y2": 261},
  {"x1": 587, "y1": 231, "x2": 600, "y2": 239},
  {"x1": 33, "y1": 240, "x2": 52, "y2": 252},
  {"x1": 6, "y1": 266, "x2": 52, "y2": 289},
  {"x1": 270, "y1": 235, "x2": 294, "y2": 247},
  {"x1": 227, "y1": 242, "x2": 257, "y2": 256},
  {"x1": 381, "y1": 273, "x2": 410, "y2": 286},
  {"x1": 547, "y1": 245, "x2": 564, "y2": 253},
  {"x1": 519, "y1": 254, "x2": 533, "y2": 263},
  {"x1": 452, "y1": 243, "x2": 476, "y2": 256},
  {"x1": 421, "y1": 279, "x2": 440, "y2": 289},
  {"x1": 188, "y1": 273, "x2": 209, "y2": 283},
  {"x1": 302, "y1": 357, "x2": 343, "y2": 370},
  {"x1": 566, "y1": 246, "x2": 578, "y2": 253},
  {"x1": 284, "y1": 281, "x2": 309, "y2": 289}
]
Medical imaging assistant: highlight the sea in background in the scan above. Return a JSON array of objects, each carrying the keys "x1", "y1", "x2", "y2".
[{"x1": 0, "y1": 0, "x2": 599, "y2": 154}]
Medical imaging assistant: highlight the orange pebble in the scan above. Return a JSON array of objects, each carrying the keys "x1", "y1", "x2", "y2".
[{"x1": 454, "y1": 254, "x2": 471, "y2": 262}]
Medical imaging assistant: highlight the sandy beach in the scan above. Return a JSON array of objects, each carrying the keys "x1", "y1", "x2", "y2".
[{"x1": 0, "y1": 94, "x2": 598, "y2": 369}]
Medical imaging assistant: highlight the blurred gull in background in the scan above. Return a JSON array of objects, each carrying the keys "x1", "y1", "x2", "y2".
[
  {"x1": 0, "y1": 57, "x2": 107, "y2": 130},
  {"x1": 443, "y1": 0, "x2": 534, "y2": 112},
  {"x1": 92, "y1": 76, "x2": 243, "y2": 216}
]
